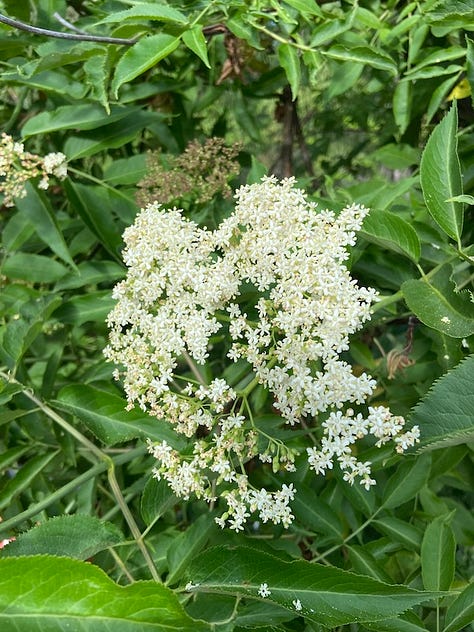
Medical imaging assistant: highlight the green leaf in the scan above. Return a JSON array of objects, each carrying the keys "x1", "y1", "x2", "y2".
[
  {"x1": 166, "y1": 514, "x2": 216, "y2": 586},
  {"x1": 1, "y1": 253, "x2": 68, "y2": 284},
  {"x1": 409, "y1": 354, "x2": 474, "y2": 451},
  {"x1": 63, "y1": 110, "x2": 158, "y2": 160},
  {"x1": 347, "y1": 545, "x2": 392, "y2": 583},
  {"x1": 182, "y1": 26, "x2": 210, "y2": 68},
  {"x1": 64, "y1": 181, "x2": 123, "y2": 259},
  {"x1": 98, "y1": 4, "x2": 187, "y2": 25},
  {"x1": 283, "y1": 0, "x2": 323, "y2": 16},
  {"x1": 406, "y1": 46, "x2": 466, "y2": 74},
  {"x1": 393, "y1": 79, "x2": 412, "y2": 135},
  {"x1": 55, "y1": 384, "x2": 185, "y2": 448},
  {"x1": 53, "y1": 291, "x2": 116, "y2": 325},
  {"x1": 0, "y1": 556, "x2": 209, "y2": 631},
  {"x1": 420, "y1": 102, "x2": 463, "y2": 243},
  {"x1": 381, "y1": 454, "x2": 431, "y2": 509},
  {"x1": 292, "y1": 484, "x2": 343, "y2": 538},
  {"x1": 421, "y1": 512, "x2": 456, "y2": 591},
  {"x1": 278, "y1": 43, "x2": 301, "y2": 100},
  {"x1": 0, "y1": 295, "x2": 62, "y2": 369},
  {"x1": 402, "y1": 265, "x2": 474, "y2": 338},
  {"x1": 0, "y1": 452, "x2": 57, "y2": 511},
  {"x1": 444, "y1": 582, "x2": 474, "y2": 632},
  {"x1": 310, "y1": 18, "x2": 353, "y2": 48},
  {"x1": 103, "y1": 154, "x2": 147, "y2": 185},
  {"x1": 14, "y1": 183, "x2": 75, "y2": 268},
  {"x1": 21, "y1": 104, "x2": 132, "y2": 137},
  {"x1": 361, "y1": 210, "x2": 421, "y2": 261},
  {"x1": 141, "y1": 477, "x2": 177, "y2": 526},
  {"x1": 55, "y1": 261, "x2": 124, "y2": 290},
  {"x1": 324, "y1": 45, "x2": 397, "y2": 74},
  {"x1": 373, "y1": 517, "x2": 423, "y2": 551},
  {"x1": 112, "y1": 34, "x2": 181, "y2": 97},
  {"x1": 1, "y1": 515, "x2": 123, "y2": 560},
  {"x1": 188, "y1": 546, "x2": 437, "y2": 627}
]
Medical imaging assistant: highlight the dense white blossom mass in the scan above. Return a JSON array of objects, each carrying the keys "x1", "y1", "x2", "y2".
[{"x1": 105, "y1": 176, "x2": 420, "y2": 530}]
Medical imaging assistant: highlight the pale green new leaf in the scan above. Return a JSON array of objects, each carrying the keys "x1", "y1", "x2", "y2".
[
  {"x1": 1, "y1": 515, "x2": 123, "y2": 560},
  {"x1": 112, "y1": 34, "x2": 180, "y2": 97},
  {"x1": 188, "y1": 546, "x2": 437, "y2": 627},
  {"x1": 182, "y1": 26, "x2": 210, "y2": 68},
  {"x1": 0, "y1": 556, "x2": 209, "y2": 631},
  {"x1": 444, "y1": 582, "x2": 474, "y2": 632},
  {"x1": 421, "y1": 513, "x2": 456, "y2": 591},
  {"x1": 409, "y1": 354, "x2": 474, "y2": 450},
  {"x1": 402, "y1": 264, "x2": 474, "y2": 338},
  {"x1": 278, "y1": 43, "x2": 301, "y2": 100},
  {"x1": 420, "y1": 102, "x2": 463, "y2": 243},
  {"x1": 361, "y1": 210, "x2": 420, "y2": 261}
]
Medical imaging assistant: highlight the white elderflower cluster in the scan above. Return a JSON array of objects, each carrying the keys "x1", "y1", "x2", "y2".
[
  {"x1": 105, "y1": 176, "x2": 420, "y2": 530},
  {"x1": 0, "y1": 133, "x2": 67, "y2": 206}
]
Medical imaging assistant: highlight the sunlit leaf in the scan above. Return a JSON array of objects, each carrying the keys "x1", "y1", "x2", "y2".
[
  {"x1": 188, "y1": 546, "x2": 438, "y2": 627},
  {"x1": 0, "y1": 556, "x2": 209, "y2": 631}
]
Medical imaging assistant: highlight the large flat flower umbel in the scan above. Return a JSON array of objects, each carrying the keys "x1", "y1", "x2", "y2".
[{"x1": 105, "y1": 176, "x2": 419, "y2": 531}]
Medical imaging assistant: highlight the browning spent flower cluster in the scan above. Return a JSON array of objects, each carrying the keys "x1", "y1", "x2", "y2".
[
  {"x1": 135, "y1": 137, "x2": 241, "y2": 208},
  {"x1": 105, "y1": 176, "x2": 420, "y2": 531},
  {"x1": 0, "y1": 133, "x2": 67, "y2": 207}
]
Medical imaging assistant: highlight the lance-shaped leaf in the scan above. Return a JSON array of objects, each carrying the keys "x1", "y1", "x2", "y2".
[
  {"x1": 420, "y1": 102, "x2": 463, "y2": 243},
  {"x1": 361, "y1": 210, "x2": 420, "y2": 261},
  {"x1": 324, "y1": 45, "x2": 397, "y2": 74},
  {"x1": 421, "y1": 512, "x2": 456, "y2": 591},
  {"x1": 0, "y1": 515, "x2": 123, "y2": 560},
  {"x1": 409, "y1": 354, "x2": 474, "y2": 451},
  {"x1": 112, "y1": 34, "x2": 181, "y2": 97},
  {"x1": 182, "y1": 26, "x2": 210, "y2": 68},
  {"x1": 188, "y1": 546, "x2": 438, "y2": 627},
  {"x1": 444, "y1": 582, "x2": 474, "y2": 632},
  {"x1": 0, "y1": 556, "x2": 210, "y2": 631},
  {"x1": 278, "y1": 43, "x2": 301, "y2": 100},
  {"x1": 402, "y1": 264, "x2": 474, "y2": 338},
  {"x1": 55, "y1": 384, "x2": 185, "y2": 448}
]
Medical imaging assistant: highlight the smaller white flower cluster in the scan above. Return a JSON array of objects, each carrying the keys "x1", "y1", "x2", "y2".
[
  {"x1": 0, "y1": 134, "x2": 67, "y2": 206},
  {"x1": 106, "y1": 176, "x2": 420, "y2": 531}
]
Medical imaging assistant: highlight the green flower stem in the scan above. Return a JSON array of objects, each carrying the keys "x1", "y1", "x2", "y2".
[
  {"x1": 181, "y1": 349, "x2": 207, "y2": 385},
  {"x1": 108, "y1": 546, "x2": 136, "y2": 584},
  {"x1": 0, "y1": 371, "x2": 160, "y2": 582},
  {"x1": 68, "y1": 166, "x2": 136, "y2": 203},
  {"x1": 312, "y1": 507, "x2": 382, "y2": 563},
  {"x1": 247, "y1": 19, "x2": 315, "y2": 53},
  {"x1": 0, "y1": 447, "x2": 145, "y2": 536}
]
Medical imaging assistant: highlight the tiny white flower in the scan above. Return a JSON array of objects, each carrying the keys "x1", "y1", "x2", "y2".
[
  {"x1": 258, "y1": 583, "x2": 271, "y2": 598},
  {"x1": 292, "y1": 598, "x2": 302, "y2": 611}
]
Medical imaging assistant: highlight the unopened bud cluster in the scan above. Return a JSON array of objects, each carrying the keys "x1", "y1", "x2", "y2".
[
  {"x1": 0, "y1": 133, "x2": 67, "y2": 207},
  {"x1": 105, "y1": 176, "x2": 419, "y2": 530}
]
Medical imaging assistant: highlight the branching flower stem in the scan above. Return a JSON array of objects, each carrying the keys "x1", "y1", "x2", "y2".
[{"x1": 0, "y1": 371, "x2": 160, "y2": 582}]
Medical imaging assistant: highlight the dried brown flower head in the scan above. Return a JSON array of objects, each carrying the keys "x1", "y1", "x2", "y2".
[{"x1": 135, "y1": 137, "x2": 241, "y2": 208}]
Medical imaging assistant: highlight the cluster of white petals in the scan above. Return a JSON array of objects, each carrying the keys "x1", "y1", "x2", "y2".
[
  {"x1": 0, "y1": 133, "x2": 67, "y2": 206},
  {"x1": 105, "y1": 176, "x2": 420, "y2": 530}
]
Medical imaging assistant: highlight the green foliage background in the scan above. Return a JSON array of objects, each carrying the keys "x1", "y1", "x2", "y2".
[{"x1": 0, "y1": 1, "x2": 473, "y2": 630}]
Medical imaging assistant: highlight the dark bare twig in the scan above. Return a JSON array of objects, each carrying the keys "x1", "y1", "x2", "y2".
[{"x1": 0, "y1": 12, "x2": 138, "y2": 45}]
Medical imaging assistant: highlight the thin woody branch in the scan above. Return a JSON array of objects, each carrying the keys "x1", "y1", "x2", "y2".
[{"x1": 0, "y1": 12, "x2": 137, "y2": 45}]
